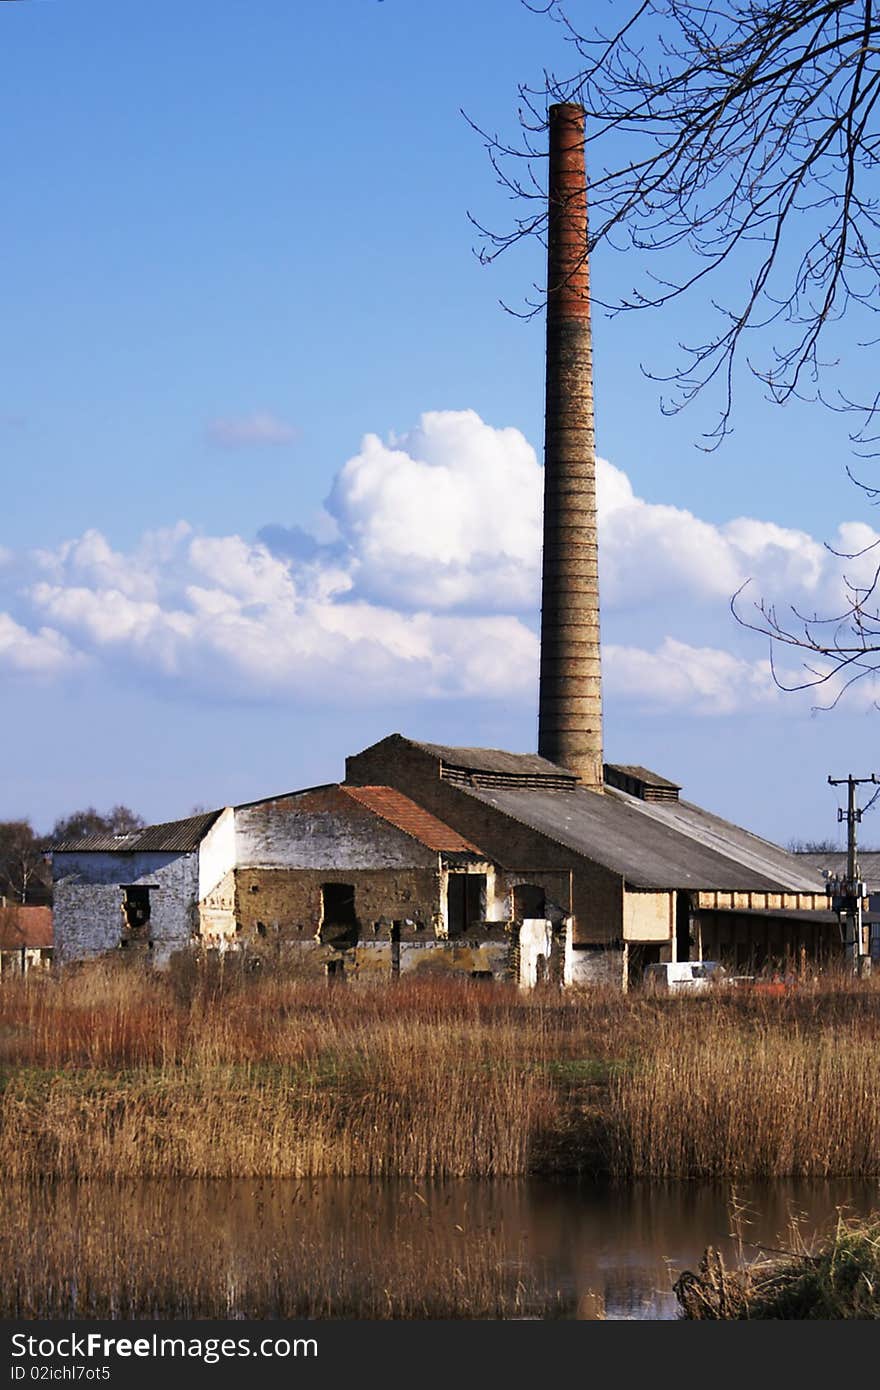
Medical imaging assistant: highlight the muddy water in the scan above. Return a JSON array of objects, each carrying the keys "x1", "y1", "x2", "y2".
[{"x1": 17, "y1": 1177, "x2": 880, "y2": 1319}]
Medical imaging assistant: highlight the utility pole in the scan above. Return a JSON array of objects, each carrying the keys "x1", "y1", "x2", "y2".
[{"x1": 826, "y1": 773, "x2": 878, "y2": 976}]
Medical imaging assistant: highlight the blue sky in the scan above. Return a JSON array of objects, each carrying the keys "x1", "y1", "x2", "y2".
[{"x1": 3, "y1": 0, "x2": 880, "y2": 845}]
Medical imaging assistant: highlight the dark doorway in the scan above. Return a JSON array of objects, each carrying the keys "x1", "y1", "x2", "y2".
[
  {"x1": 627, "y1": 942, "x2": 662, "y2": 988},
  {"x1": 675, "y1": 891, "x2": 692, "y2": 962},
  {"x1": 513, "y1": 884, "x2": 546, "y2": 920},
  {"x1": 447, "y1": 874, "x2": 485, "y2": 937},
  {"x1": 121, "y1": 886, "x2": 151, "y2": 943},
  {"x1": 321, "y1": 883, "x2": 358, "y2": 946}
]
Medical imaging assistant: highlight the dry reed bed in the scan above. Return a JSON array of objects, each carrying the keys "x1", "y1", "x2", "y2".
[{"x1": 3, "y1": 963, "x2": 880, "y2": 1179}]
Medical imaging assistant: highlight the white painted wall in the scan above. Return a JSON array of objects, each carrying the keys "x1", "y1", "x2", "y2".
[
  {"x1": 198, "y1": 808, "x2": 236, "y2": 900},
  {"x1": 53, "y1": 850, "x2": 198, "y2": 966}
]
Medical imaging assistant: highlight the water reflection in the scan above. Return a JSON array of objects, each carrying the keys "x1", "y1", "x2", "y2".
[{"x1": 12, "y1": 1177, "x2": 880, "y2": 1319}]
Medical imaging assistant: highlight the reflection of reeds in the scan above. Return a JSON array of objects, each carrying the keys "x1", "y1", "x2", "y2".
[
  {"x1": 4, "y1": 962, "x2": 880, "y2": 1179},
  {"x1": 2, "y1": 1180, "x2": 571, "y2": 1320}
]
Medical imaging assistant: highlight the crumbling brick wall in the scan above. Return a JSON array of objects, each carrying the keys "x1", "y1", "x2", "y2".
[
  {"x1": 345, "y1": 739, "x2": 622, "y2": 943},
  {"x1": 234, "y1": 866, "x2": 443, "y2": 946}
]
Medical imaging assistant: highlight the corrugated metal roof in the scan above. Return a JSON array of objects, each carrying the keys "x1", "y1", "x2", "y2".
[
  {"x1": 53, "y1": 810, "x2": 222, "y2": 854},
  {"x1": 0, "y1": 905, "x2": 53, "y2": 950},
  {"x1": 454, "y1": 781, "x2": 826, "y2": 892},
  {"x1": 614, "y1": 790, "x2": 826, "y2": 892},
  {"x1": 342, "y1": 786, "x2": 484, "y2": 855},
  {"x1": 412, "y1": 740, "x2": 577, "y2": 781},
  {"x1": 796, "y1": 851, "x2": 880, "y2": 891}
]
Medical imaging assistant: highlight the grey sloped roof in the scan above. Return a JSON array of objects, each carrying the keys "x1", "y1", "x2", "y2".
[
  {"x1": 411, "y1": 740, "x2": 576, "y2": 780},
  {"x1": 455, "y1": 782, "x2": 825, "y2": 893},
  {"x1": 52, "y1": 810, "x2": 223, "y2": 854},
  {"x1": 611, "y1": 788, "x2": 825, "y2": 893},
  {"x1": 795, "y1": 851, "x2": 880, "y2": 890}
]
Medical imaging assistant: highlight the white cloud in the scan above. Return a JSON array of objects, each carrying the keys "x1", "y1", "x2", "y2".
[
  {"x1": 206, "y1": 412, "x2": 297, "y2": 448},
  {"x1": 325, "y1": 409, "x2": 542, "y2": 610},
  {"x1": 0, "y1": 612, "x2": 79, "y2": 676},
  {"x1": 21, "y1": 523, "x2": 537, "y2": 704},
  {"x1": 604, "y1": 638, "x2": 780, "y2": 716},
  {"x1": 4, "y1": 409, "x2": 880, "y2": 716}
]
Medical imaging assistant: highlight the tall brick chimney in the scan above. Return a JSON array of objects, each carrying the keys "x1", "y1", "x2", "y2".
[{"x1": 537, "y1": 102, "x2": 603, "y2": 790}]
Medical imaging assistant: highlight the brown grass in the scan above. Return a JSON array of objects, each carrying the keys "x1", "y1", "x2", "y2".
[{"x1": 3, "y1": 960, "x2": 880, "y2": 1180}]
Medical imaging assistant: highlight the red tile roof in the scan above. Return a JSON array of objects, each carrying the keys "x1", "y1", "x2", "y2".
[
  {"x1": 342, "y1": 786, "x2": 484, "y2": 855},
  {"x1": 0, "y1": 905, "x2": 53, "y2": 950}
]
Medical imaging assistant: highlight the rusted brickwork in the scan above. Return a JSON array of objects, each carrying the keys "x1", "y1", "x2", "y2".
[{"x1": 539, "y1": 102, "x2": 603, "y2": 790}]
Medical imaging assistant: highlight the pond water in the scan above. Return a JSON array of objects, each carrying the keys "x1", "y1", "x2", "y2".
[{"x1": 11, "y1": 1177, "x2": 880, "y2": 1319}]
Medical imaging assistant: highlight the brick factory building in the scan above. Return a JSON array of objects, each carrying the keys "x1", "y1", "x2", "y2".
[{"x1": 50, "y1": 103, "x2": 843, "y2": 988}]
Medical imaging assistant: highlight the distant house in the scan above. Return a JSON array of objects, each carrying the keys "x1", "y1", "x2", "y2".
[
  {"x1": 52, "y1": 810, "x2": 236, "y2": 967},
  {"x1": 0, "y1": 903, "x2": 53, "y2": 976}
]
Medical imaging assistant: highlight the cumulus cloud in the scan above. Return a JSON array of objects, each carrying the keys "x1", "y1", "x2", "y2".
[
  {"x1": 0, "y1": 612, "x2": 79, "y2": 676},
  {"x1": 206, "y1": 412, "x2": 297, "y2": 448},
  {"x1": 260, "y1": 410, "x2": 870, "y2": 622},
  {"x1": 323, "y1": 410, "x2": 543, "y2": 610},
  {"x1": 604, "y1": 638, "x2": 780, "y2": 716},
  {"x1": 19, "y1": 522, "x2": 538, "y2": 704},
  {"x1": 3, "y1": 408, "x2": 877, "y2": 715}
]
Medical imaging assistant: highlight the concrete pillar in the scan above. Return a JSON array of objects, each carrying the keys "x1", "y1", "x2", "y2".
[{"x1": 538, "y1": 102, "x2": 603, "y2": 789}]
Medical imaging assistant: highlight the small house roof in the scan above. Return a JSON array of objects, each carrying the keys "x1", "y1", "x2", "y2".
[
  {"x1": 52, "y1": 810, "x2": 223, "y2": 854},
  {"x1": 0, "y1": 904, "x2": 53, "y2": 950}
]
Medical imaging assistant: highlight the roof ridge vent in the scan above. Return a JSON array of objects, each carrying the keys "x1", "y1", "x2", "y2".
[
  {"x1": 604, "y1": 763, "x2": 681, "y2": 802},
  {"x1": 440, "y1": 762, "x2": 578, "y2": 792}
]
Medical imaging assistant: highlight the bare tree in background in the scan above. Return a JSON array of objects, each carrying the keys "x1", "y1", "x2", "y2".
[
  {"x1": 48, "y1": 805, "x2": 146, "y2": 846},
  {"x1": 0, "y1": 821, "x2": 51, "y2": 904},
  {"x1": 472, "y1": 0, "x2": 880, "y2": 700}
]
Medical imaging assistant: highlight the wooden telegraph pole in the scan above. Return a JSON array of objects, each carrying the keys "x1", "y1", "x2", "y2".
[{"x1": 827, "y1": 773, "x2": 878, "y2": 976}]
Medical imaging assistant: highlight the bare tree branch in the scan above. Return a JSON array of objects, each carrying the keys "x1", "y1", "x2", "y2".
[{"x1": 471, "y1": 0, "x2": 880, "y2": 447}]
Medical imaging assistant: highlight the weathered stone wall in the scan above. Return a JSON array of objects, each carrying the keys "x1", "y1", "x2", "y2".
[
  {"x1": 199, "y1": 868, "x2": 237, "y2": 947},
  {"x1": 235, "y1": 787, "x2": 439, "y2": 872},
  {"x1": 234, "y1": 866, "x2": 443, "y2": 945},
  {"x1": 250, "y1": 937, "x2": 516, "y2": 984},
  {"x1": 53, "y1": 851, "x2": 198, "y2": 966},
  {"x1": 399, "y1": 939, "x2": 511, "y2": 979},
  {"x1": 569, "y1": 944, "x2": 625, "y2": 988},
  {"x1": 345, "y1": 738, "x2": 622, "y2": 943}
]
